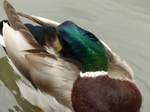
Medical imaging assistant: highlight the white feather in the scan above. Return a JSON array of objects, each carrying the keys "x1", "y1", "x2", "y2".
[
  {"x1": 3, "y1": 23, "x2": 35, "y2": 51},
  {"x1": 31, "y1": 15, "x2": 60, "y2": 27},
  {"x1": 16, "y1": 80, "x2": 72, "y2": 112},
  {"x1": 80, "y1": 71, "x2": 108, "y2": 78},
  {"x1": 0, "y1": 34, "x2": 5, "y2": 47}
]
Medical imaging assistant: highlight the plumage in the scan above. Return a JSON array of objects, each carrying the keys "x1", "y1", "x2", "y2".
[
  {"x1": 57, "y1": 21, "x2": 108, "y2": 72},
  {"x1": 0, "y1": 0, "x2": 141, "y2": 112},
  {"x1": 0, "y1": 34, "x2": 5, "y2": 46},
  {"x1": 17, "y1": 12, "x2": 60, "y2": 27},
  {"x1": 16, "y1": 80, "x2": 72, "y2": 112}
]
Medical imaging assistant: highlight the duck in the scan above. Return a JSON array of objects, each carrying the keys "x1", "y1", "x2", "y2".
[{"x1": 0, "y1": 0, "x2": 142, "y2": 112}]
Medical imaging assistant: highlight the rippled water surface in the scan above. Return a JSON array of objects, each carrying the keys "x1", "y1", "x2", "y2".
[{"x1": 0, "y1": 0, "x2": 150, "y2": 112}]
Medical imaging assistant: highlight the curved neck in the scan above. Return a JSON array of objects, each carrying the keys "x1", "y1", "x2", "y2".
[
  {"x1": 76, "y1": 43, "x2": 108, "y2": 73},
  {"x1": 56, "y1": 21, "x2": 108, "y2": 72}
]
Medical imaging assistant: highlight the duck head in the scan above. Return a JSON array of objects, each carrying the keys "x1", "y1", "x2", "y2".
[
  {"x1": 57, "y1": 21, "x2": 142, "y2": 112},
  {"x1": 57, "y1": 21, "x2": 108, "y2": 73}
]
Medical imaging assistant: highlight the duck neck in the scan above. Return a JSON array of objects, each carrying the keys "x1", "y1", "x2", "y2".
[
  {"x1": 76, "y1": 43, "x2": 108, "y2": 73},
  {"x1": 57, "y1": 21, "x2": 108, "y2": 73}
]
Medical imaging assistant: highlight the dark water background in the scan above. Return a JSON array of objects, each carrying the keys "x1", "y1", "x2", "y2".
[{"x1": 0, "y1": 0, "x2": 150, "y2": 111}]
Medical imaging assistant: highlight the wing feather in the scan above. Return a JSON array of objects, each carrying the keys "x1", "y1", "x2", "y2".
[
  {"x1": 3, "y1": 0, "x2": 45, "y2": 78},
  {"x1": 0, "y1": 34, "x2": 5, "y2": 46},
  {"x1": 17, "y1": 12, "x2": 60, "y2": 27},
  {"x1": 2, "y1": 1, "x2": 81, "y2": 111},
  {"x1": 16, "y1": 80, "x2": 72, "y2": 112},
  {"x1": 23, "y1": 52, "x2": 80, "y2": 111}
]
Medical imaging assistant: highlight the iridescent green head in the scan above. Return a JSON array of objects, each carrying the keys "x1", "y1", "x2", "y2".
[{"x1": 57, "y1": 21, "x2": 108, "y2": 73}]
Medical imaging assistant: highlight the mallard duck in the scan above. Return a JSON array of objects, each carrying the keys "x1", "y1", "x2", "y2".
[{"x1": 0, "y1": 0, "x2": 142, "y2": 112}]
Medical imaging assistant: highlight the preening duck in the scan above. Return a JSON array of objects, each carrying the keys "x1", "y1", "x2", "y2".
[{"x1": 0, "y1": 0, "x2": 142, "y2": 112}]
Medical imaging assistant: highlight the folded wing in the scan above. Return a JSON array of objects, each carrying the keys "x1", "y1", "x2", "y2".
[{"x1": 2, "y1": 0, "x2": 81, "y2": 111}]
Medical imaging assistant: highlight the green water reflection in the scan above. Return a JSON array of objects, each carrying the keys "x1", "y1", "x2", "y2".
[{"x1": 0, "y1": 57, "x2": 37, "y2": 112}]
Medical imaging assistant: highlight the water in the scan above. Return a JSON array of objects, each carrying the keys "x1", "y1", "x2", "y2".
[{"x1": 0, "y1": 0, "x2": 150, "y2": 111}]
